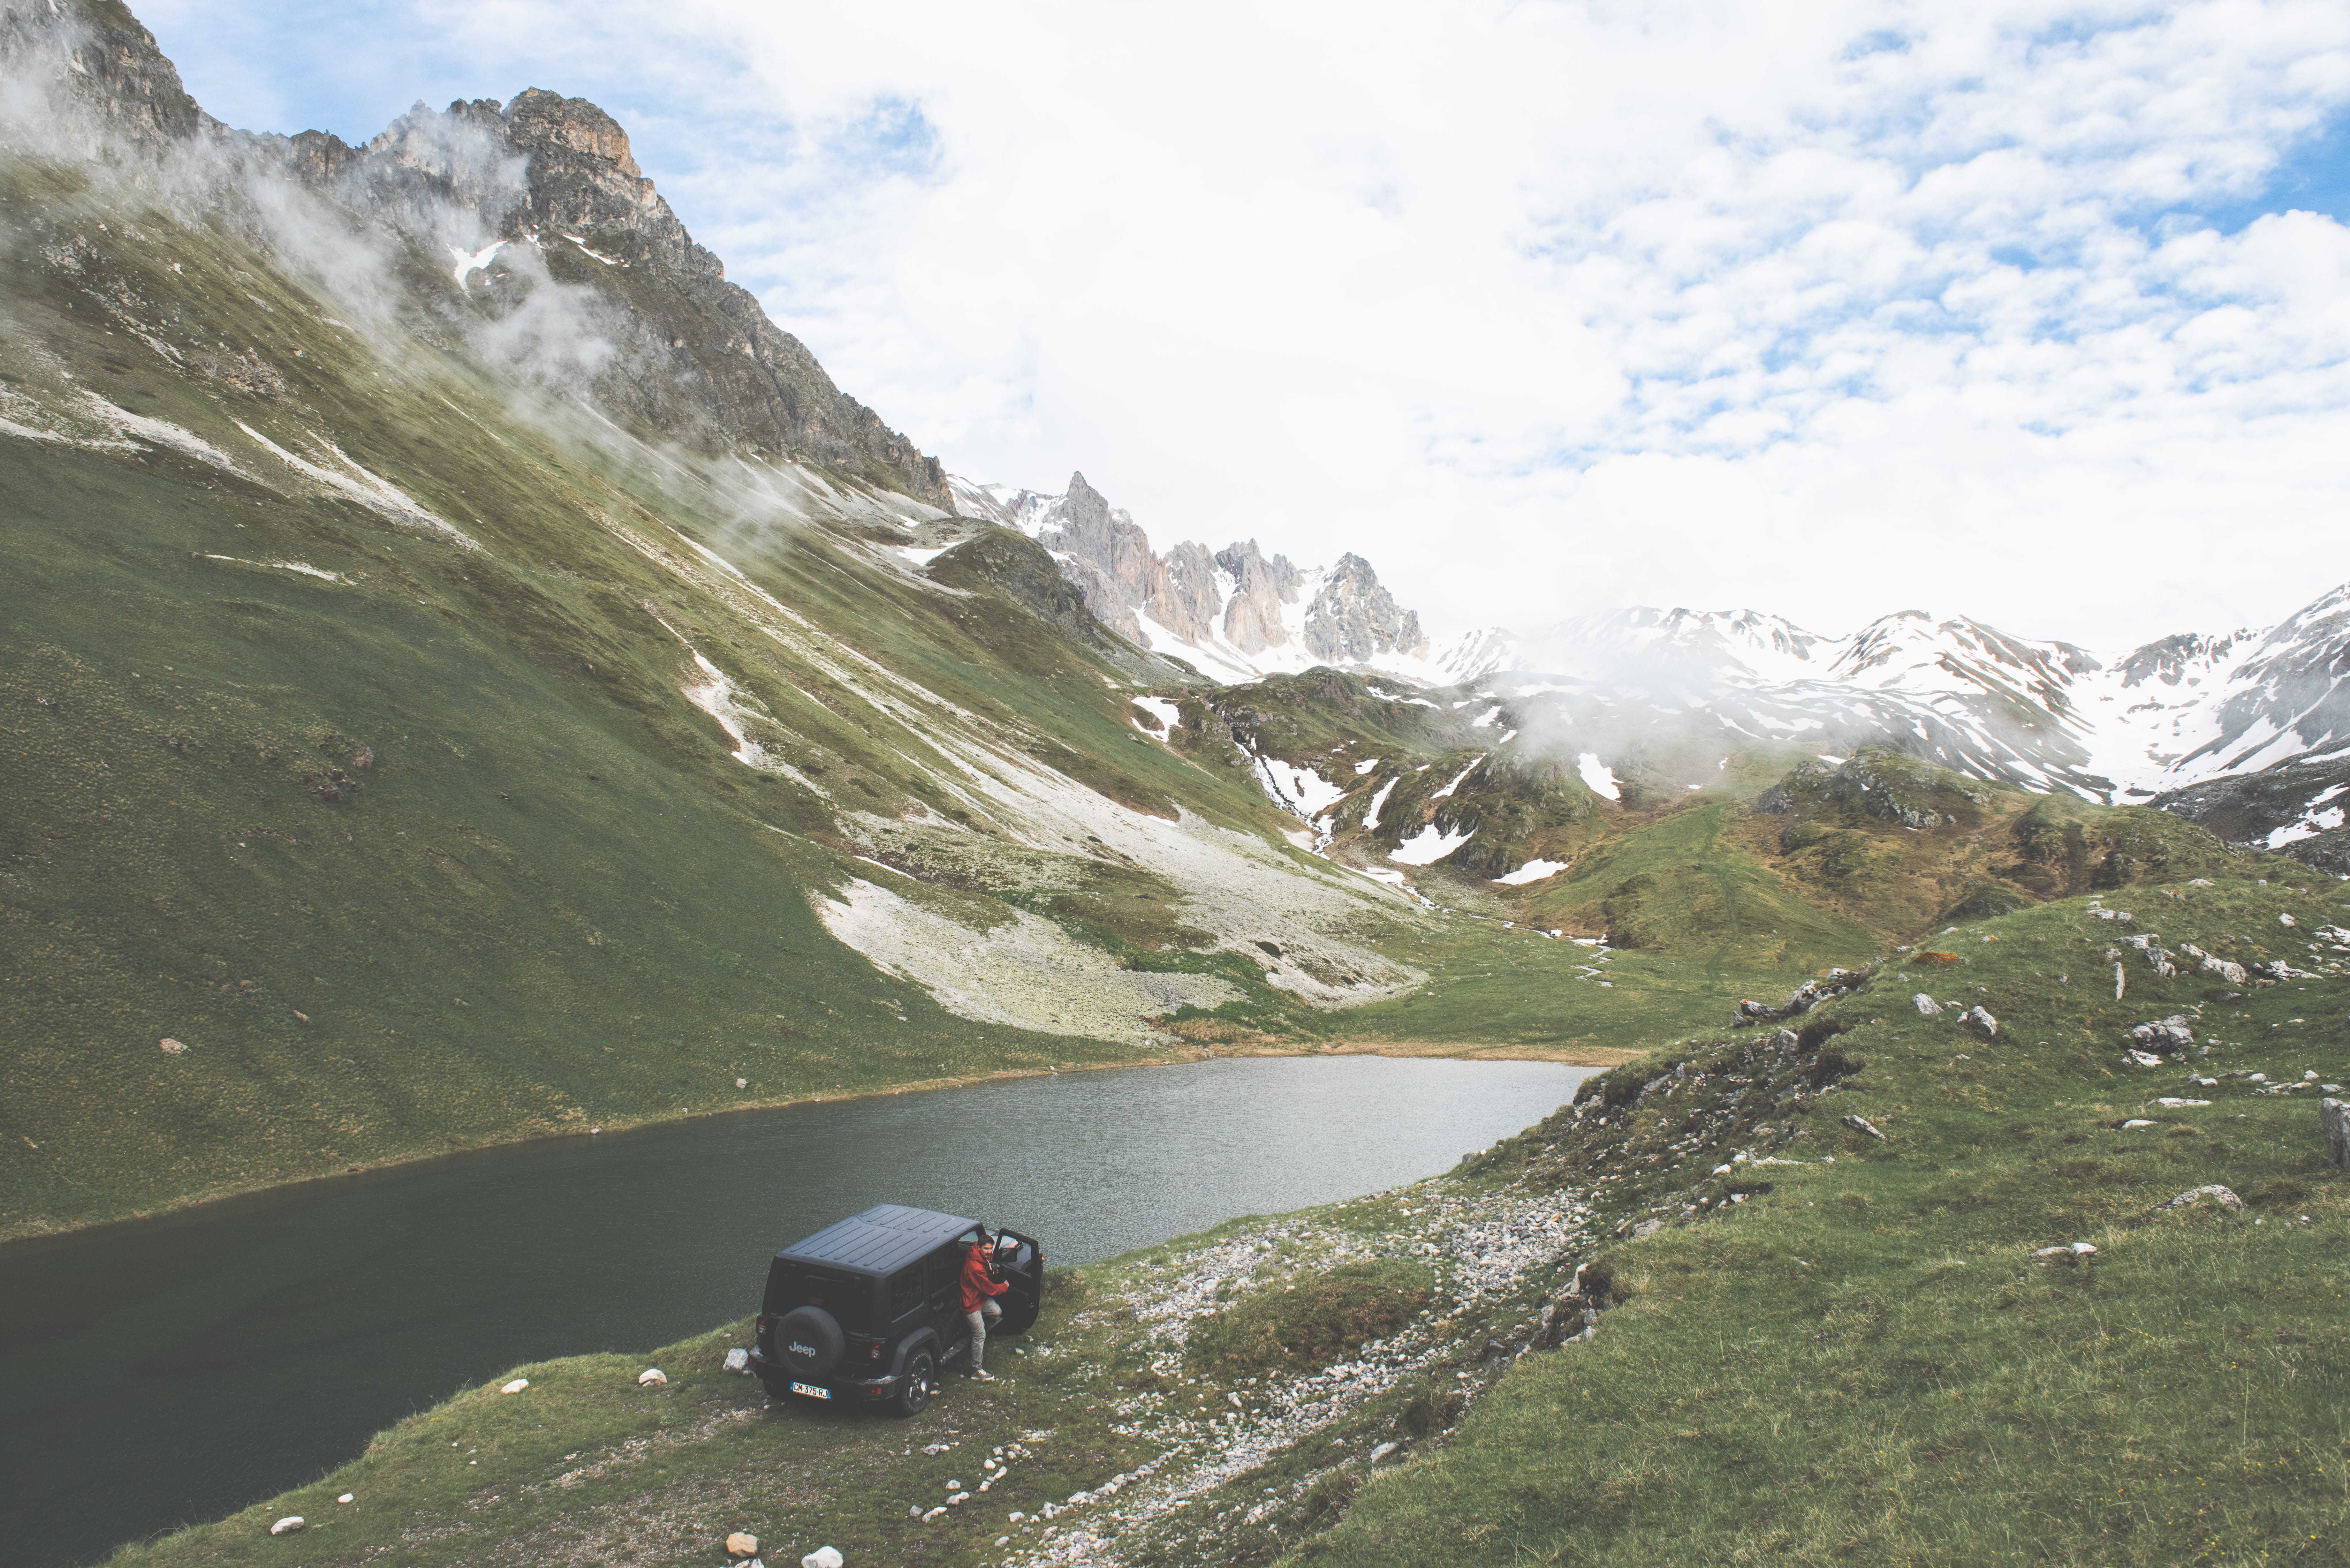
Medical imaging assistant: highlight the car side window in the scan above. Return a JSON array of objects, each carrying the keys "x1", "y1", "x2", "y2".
[
  {"x1": 926, "y1": 1245, "x2": 960, "y2": 1312},
  {"x1": 887, "y1": 1265, "x2": 922, "y2": 1320}
]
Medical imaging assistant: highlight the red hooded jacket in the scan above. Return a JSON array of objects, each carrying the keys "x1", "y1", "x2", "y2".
[{"x1": 959, "y1": 1241, "x2": 1010, "y2": 1313}]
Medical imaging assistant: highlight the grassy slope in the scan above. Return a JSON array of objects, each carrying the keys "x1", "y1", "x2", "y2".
[
  {"x1": 0, "y1": 169, "x2": 1354, "y2": 1238},
  {"x1": 119, "y1": 876, "x2": 2349, "y2": 1568},
  {"x1": 1307, "y1": 876, "x2": 2350, "y2": 1566}
]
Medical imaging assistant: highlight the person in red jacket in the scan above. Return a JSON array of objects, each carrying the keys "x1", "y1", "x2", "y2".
[{"x1": 960, "y1": 1228, "x2": 1011, "y2": 1381}]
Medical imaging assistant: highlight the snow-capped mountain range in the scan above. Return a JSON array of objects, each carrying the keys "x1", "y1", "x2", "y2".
[
  {"x1": 951, "y1": 472, "x2": 2344, "y2": 811},
  {"x1": 1450, "y1": 591, "x2": 2350, "y2": 803}
]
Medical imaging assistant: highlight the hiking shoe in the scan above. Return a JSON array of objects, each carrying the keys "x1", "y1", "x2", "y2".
[{"x1": 970, "y1": 1370, "x2": 998, "y2": 1382}]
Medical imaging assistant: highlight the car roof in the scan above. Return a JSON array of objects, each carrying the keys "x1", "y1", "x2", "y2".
[{"x1": 777, "y1": 1203, "x2": 981, "y2": 1276}]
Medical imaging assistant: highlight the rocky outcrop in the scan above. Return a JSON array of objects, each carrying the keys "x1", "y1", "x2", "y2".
[
  {"x1": 1217, "y1": 540, "x2": 1303, "y2": 654},
  {"x1": 1158, "y1": 541, "x2": 1224, "y2": 645},
  {"x1": 990, "y1": 473, "x2": 1435, "y2": 673},
  {"x1": 1303, "y1": 554, "x2": 1427, "y2": 663},
  {"x1": 2151, "y1": 754, "x2": 2350, "y2": 877},
  {"x1": 2112, "y1": 630, "x2": 2251, "y2": 689},
  {"x1": 277, "y1": 92, "x2": 952, "y2": 509},
  {"x1": 0, "y1": 0, "x2": 206, "y2": 150},
  {"x1": 926, "y1": 528, "x2": 1190, "y2": 685}
]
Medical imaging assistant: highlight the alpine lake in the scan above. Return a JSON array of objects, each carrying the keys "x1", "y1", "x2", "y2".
[{"x1": 0, "y1": 1055, "x2": 1591, "y2": 1567}]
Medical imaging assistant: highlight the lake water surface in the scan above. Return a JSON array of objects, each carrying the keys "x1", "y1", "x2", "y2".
[{"x1": 0, "y1": 1055, "x2": 1590, "y2": 1566}]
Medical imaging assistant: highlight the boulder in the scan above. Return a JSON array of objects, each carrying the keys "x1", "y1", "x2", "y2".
[
  {"x1": 269, "y1": 1518, "x2": 304, "y2": 1536},
  {"x1": 2130, "y1": 1017, "x2": 2195, "y2": 1050},
  {"x1": 638, "y1": 1367, "x2": 667, "y2": 1387},
  {"x1": 2324, "y1": 1097, "x2": 2347, "y2": 1170},
  {"x1": 1913, "y1": 994, "x2": 1943, "y2": 1016},
  {"x1": 159, "y1": 1037, "x2": 188, "y2": 1053},
  {"x1": 2029, "y1": 1243, "x2": 2096, "y2": 1261},
  {"x1": 2156, "y1": 1184, "x2": 2243, "y2": 1212},
  {"x1": 726, "y1": 1533, "x2": 760, "y2": 1559},
  {"x1": 500, "y1": 1378, "x2": 528, "y2": 1394},
  {"x1": 1841, "y1": 1114, "x2": 1885, "y2": 1140},
  {"x1": 1963, "y1": 1005, "x2": 1998, "y2": 1038},
  {"x1": 803, "y1": 1550, "x2": 845, "y2": 1568},
  {"x1": 2125, "y1": 1050, "x2": 2164, "y2": 1068},
  {"x1": 724, "y1": 1347, "x2": 751, "y2": 1374}
]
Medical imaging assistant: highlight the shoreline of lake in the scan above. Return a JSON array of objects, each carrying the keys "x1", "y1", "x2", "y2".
[{"x1": 0, "y1": 1038, "x2": 1637, "y2": 1251}]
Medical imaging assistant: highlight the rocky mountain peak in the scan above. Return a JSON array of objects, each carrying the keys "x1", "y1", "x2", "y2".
[
  {"x1": 260, "y1": 92, "x2": 952, "y2": 509},
  {"x1": 0, "y1": 0, "x2": 205, "y2": 148},
  {"x1": 1304, "y1": 553, "x2": 1427, "y2": 663},
  {"x1": 971, "y1": 474, "x2": 1436, "y2": 680},
  {"x1": 507, "y1": 88, "x2": 641, "y2": 177},
  {"x1": 1215, "y1": 539, "x2": 1303, "y2": 654}
]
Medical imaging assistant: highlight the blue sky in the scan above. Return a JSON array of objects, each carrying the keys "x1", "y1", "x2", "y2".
[{"x1": 134, "y1": 0, "x2": 2350, "y2": 648}]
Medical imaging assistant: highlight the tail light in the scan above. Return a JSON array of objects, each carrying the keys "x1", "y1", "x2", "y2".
[
  {"x1": 755, "y1": 1315, "x2": 773, "y2": 1344},
  {"x1": 871, "y1": 1340, "x2": 885, "y2": 1361}
]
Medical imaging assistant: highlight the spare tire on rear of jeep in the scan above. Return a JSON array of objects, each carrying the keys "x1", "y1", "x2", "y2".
[{"x1": 775, "y1": 1305, "x2": 844, "y2": 1380}]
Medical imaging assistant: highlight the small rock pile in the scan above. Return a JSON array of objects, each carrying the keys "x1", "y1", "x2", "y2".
[{"x1": 1732, "y1": 967, "x2": 1871, "y2": 1027}]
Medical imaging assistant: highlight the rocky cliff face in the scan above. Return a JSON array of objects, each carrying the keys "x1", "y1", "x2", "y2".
[
  {"x1": 1303, "y1": 552, "x2": 1428, "y2": 663},
  {"x1": 280, "y1": 91, "x2": 953, "y2": 509},
  {"x1": 1217, "y1": 540, "x2": 1304, "y2": 654},
  {"x1": 987, "y1": 472, "x2": 1439, "y2": 680},
  {"x1": 8, "y1": 4, "x2": 951, "y2": 511},
  {"x1": 0, "y1": 0, "x2": 205, "y2": 150}
]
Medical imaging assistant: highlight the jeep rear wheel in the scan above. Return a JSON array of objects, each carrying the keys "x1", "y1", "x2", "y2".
[
  {"x1": 774, "y1": 1306, "x2": 844, "y2": 1381},
  {"x1": 893, "y1": 1350, "x2": 935, "y2": 1418}
]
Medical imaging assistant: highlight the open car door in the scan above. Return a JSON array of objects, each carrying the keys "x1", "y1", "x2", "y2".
[{"x1": 995, "y1": 1229, "x2": 1044, "y2": 1335}]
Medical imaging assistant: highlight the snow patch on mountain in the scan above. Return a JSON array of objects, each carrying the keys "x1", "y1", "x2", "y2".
[
  {"x1": 1578, "y1": 753, "x2": 1622, "y2": 801},
  {"x1": 1391, "y1": 823, "x2": 1475, "y2": 865}
]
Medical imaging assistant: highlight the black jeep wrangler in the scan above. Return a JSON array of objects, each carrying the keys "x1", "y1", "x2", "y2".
[{"x1": 750, "y1": 1204, "x2": 1042, "y2": 1416}]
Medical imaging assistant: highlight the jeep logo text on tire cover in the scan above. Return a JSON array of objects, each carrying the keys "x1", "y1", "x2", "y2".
[{"x1": 789, "y1": 1342, "x2": 819, "y2": 1359}]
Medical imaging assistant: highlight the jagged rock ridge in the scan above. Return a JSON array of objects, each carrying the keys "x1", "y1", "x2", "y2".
[
  {"x1": 0, "y1": 4, "x2": 950, "y2": 508},
  {"x1": 283, "y1": 91, "x2": 952, "y2": 507},
  {"x1": 951, "y1": 471, "x2": 1431, "y2": 681}
]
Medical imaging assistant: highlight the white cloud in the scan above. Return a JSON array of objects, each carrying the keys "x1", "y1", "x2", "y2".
[{"x1": 142, "y1": 0, "x2": 2350, "y2": 650}]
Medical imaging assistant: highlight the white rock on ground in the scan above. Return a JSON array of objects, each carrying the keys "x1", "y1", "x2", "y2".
[
  {"x1": 2157, "y1": 1184, "x2": 2243, "y2": 1211},
  {"x1": 268, "y1": 1518, "x2": 304, "y2": 1536},
  {"x1": 500, "y1": 1378, "x2": 528, "y2": 1394},
  {"x1": 724, "y1": 1347, "x2": 751, "y2": 1373},
  {"x1": 1913, "y1": 994, "x2": 1942, "y2": 1016},
  {"x1": 638, "y1": 1368, "x2": 668, "y2": 1386},
  {"x1": 725, "y1": 1532, "x2": 759, "y2": 1558}
]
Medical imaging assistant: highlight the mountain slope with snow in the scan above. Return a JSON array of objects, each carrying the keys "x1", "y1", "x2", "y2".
[{"x1": 1430, "y1": 592, "x2": 2350, "y2": 809}]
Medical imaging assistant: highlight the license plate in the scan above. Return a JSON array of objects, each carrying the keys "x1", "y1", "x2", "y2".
[{"x1": 790, "y1": 1382, "x2": 832, "y2": 1400}]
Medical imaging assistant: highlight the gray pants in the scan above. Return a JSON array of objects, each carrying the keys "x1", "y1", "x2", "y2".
[{"x1": 964, "y1": 1298, "x2": 1003, "y2": 1370}]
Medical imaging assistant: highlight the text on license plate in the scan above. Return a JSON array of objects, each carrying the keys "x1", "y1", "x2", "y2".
[{"x1": 790, "y1": 1382, "x2": 831, "y2": 1400}]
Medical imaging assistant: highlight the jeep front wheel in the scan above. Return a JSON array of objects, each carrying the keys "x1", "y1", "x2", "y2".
[{"x1": 893, "y1": 1350, "x2": 935, "y2": 1418}]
